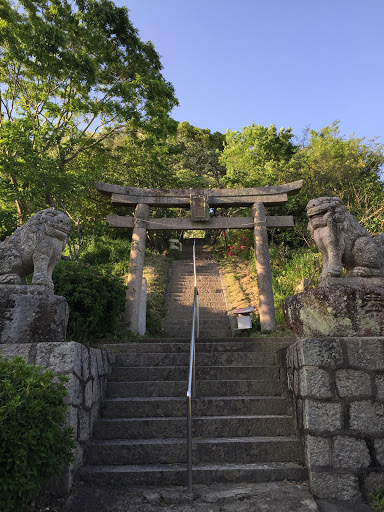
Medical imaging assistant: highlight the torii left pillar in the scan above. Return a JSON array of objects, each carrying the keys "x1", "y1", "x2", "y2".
[{"x1": 125, "y1": 203, "x2": 149, "y2": 332}]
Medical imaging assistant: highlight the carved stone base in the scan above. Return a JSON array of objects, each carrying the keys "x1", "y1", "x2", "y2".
[
  {"x1": 0, "y1": 285, "x2": 68, "y2": 343},
  {"x1": 319, "y1": 276, "x2": 384, "y2": 288},
  {"x1": 283, "y1": 285, "x2": 384, "y2": 337}
]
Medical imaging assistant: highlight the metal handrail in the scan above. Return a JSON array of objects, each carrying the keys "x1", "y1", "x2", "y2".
[{"x1": 187, "y1": 239, "x2": 199, "y2": 492}]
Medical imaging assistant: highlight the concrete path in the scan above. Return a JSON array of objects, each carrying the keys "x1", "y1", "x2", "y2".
[
  {"x1": 65, "y1": 481, "x2": 319, "y2": 511},
  {"x1": 64, "y1": 481, "x2": 373, "y2": 511}
]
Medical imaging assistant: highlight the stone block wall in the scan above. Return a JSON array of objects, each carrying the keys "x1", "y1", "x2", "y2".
[
  {"x1": 0, "y1": 341, "x2": 116, "y2": 492},
  {"x1": 286, "y1": 337, "x2": 384, "y2": 501}
]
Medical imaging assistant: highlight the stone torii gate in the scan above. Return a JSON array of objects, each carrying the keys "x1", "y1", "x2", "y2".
[{"x1": 96, "y1": 180, "x2": 302, "y2": 333}]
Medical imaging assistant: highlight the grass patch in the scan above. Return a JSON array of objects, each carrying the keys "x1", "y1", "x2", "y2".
[
  {"x1": 218, "y1": 244, "x2": 322, "y2": 335},
  {"x1": 370, "y1": 485, "x2": 384, "y2": 511},
  {"x1": 143, "y1": 251, "x2": 171, "y2": 337}
]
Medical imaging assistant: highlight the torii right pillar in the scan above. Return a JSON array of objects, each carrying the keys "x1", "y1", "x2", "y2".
[{"x1": 252, "y1": 202, "x2": 276, "y2": 331}]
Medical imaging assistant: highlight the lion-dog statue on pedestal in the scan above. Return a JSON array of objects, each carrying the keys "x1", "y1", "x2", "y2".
[
  {"x1": 0, "y1": 209, "x2": 70, "y2": 289},
  {"x1": 307, "y1": 197, "x2": 384, "y2": 283}
]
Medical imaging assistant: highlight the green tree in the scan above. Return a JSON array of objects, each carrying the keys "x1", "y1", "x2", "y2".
[
  {"x1": 168, "y1": 121, "x2": 226, "y2": 189},
  {"x1": 219, "y1": 124, "x2": 297, "y2": 188},
  {"x1": 0, "y1": 0, "x2": 177, "y2": 230},
  {"x1": 292, "y1": 122, "x2": 384, "y2": 234}
]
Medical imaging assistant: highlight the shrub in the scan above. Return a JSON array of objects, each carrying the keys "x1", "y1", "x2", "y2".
[
  {"x1": 80, "y1": 236, "x2": 131, "y2": 266},
  {"x1": 53, "y1": 261, "x2": 126, "y2": 340},
  {"x1": 0, "y1": 356, "x2": 74, "y2": 512}
]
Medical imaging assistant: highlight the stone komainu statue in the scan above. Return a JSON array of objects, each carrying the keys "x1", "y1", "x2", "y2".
[
  {"x1": 307, "y1": 197, "x2": 384, "y2": 282},
  {"x1": 0, "y1": 209, "x2": 70, "y2": 289}
]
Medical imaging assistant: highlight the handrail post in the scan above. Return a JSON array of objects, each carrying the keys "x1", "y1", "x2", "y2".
[{"x1": 187, "y1": 394, "x2": 193, "y2": 492}]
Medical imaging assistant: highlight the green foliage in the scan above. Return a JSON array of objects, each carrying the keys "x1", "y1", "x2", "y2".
[
  {"x1": 80, "y1": 235, "x2": 131, "y2": 267},
  {"x1": 0, "y1": 356, "x2": 74, "y2": 512},
  {"x1": 143, "y1": 252, "x2": 170, "y2": 336},
  {"x1": 370, "y1": 485, "x2": 384, "y2": 511},
  {"x1": 289, "y1": 122, "x2": 384, "y2": 236},
  {"x1": 220, "y1": 124, "x2": 297, "y2": 188},
  {"x1": 0, "y1": 0, "x2": 177, "y2": 224},
  {"x1": 168, "y1": 121, "x2": 226, "y2": 189},
  {"x1": 269, "y1": 245, "x2": 322, "y2": 325},
  {"x1": 53, "y1": 261, "x2": 126, "y2": 340}
]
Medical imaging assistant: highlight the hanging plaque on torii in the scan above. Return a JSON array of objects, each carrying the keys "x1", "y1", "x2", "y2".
[{"x1": 96, "y1": 180, "x2": 303, "y2": 334}]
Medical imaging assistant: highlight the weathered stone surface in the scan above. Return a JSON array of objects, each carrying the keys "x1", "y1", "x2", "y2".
[
  {"x1": 84, "y1": 380, "x2": 93, "y2": 409},
  {"x1": 64, "y1": 482, "x2": 319, "y2": 512},
  {"x1": 287, "y1": 336, "x2": 384, "y2": 503},
  {"x1": 363, "y1": 472, "x2": 384, "y2": 495},
  {"x1": 0, "y1": 343, "x2": 33, "y2": 362},
  {"x1": 78, "y1": 408, "x2": 91, "y2": 442},
  {"x1": 335, "y1": 369, "x2": 372, "y2": 397},
  {"x1": 305, "y1": 435, "x2": 331, "y2": 467},
  {"x1": 0, "y1": 209, "x2": 70, "y2": 288},
  {"x1": 373, "y1": 439, "x2": 384, "y2": 465},
  {"x1": 65, "y1": 374, "x2": 82, "y2": 407},
  {"x1": 296, "y1": 338, "x2": 343, "y2": 368},
  {"x1": 316, "y1": 499, "x2": 373, "y2": 511},
  {"x1": 300, "y1": 367, "x2": 332, "y2": 398},
  {"x1": 306, "y1": 197, "x2": 384, "y2": 283},
  {"x1": 36, "y1": 342, "x2": 82, "y2": 376},
  {"x1": 310, "y1": 472, "x2": 360, "y2": 500},
  {"x1": 81, "y1": 345, "x2": 90, "y2": 381},
  {"x1": 284, "y1": 286, "x2": 384, "y2": 337},
  {"x1": 375, "y1": 375, "x2": 384, "y2": 399},
  {"x1": 349, "y1": 400, "x2": 384, "y2": 433},
  {"x1": 333, "y1": 437, "x2": 371, "y2": 469},
  {"x1": 303, "y1": 400, "x2": 342, "y2": 432},
  {"x1": 346, "y1": 338, "x2": 384, "y2": 370},
  {"x1": 0, "y1": 287, "x2": 68, "y2": 343}
]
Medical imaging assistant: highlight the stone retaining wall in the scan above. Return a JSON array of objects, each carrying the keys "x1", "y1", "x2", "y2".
[
  {"x1": 0, "y1": 341, "x2": 116, "y2": 492},
  {"x1": 286, "y1": 337, "x2": 384, "y2": 501}
]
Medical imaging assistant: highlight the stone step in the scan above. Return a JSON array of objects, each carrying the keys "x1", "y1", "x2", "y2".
[
  {"x1": 109, "y1": 340, "x2": 289, "y2": 354},
  {"x1": 179, "y1": 329, "x2": 233, "y2": 339},
  {"x1": 93, "y1": 415, "x2": 295, "y2": 440},
  {"x1": 85, "y1": 436, "x2": 303, "y2": 465},
  {"x1": 101, "y1": 396, "x2": 290, "y2": 418},
  {"x1": 101, "y1": 336, "x2": 296, "y2": 346},
  {"x1": 115, "y1": 352, "x2": 281, "y2": 367},
  {"x1": 77, "y1": 462, "x2": 307, "y2": 487},
  {"x1": 111, "y1": 365, "x2": 280, "y2": 382},
  {"x1": 165, "y1": 331, "x2": 233, "y2": 340},
  {"x1": 104, "y1": 338, "x2": 294, "y2": 348},
  {"x1": 107, "y1": 379, "x2": 285, "y2": 398},
  {"x1": 165, "y1": 318, "x2": 228, "y2": 326}
]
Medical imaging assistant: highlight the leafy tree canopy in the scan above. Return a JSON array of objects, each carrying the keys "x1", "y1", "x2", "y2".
[
  {"x1": 219, "y1": 124, "x2": 297, "y2": 188},
  {"x1": 291, "y1": 122, "x2": 384, "y2": 234},
  {"x1": 0, "y1": 0, "x2": 178, "y2": 229},
  {"x1": 168, "y1": 121, "x2": 226, "y2": 189}
]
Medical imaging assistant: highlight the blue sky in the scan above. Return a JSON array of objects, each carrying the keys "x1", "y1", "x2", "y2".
[{"x1": 115, "y1": 0, "x2": 384, "y2": 142}]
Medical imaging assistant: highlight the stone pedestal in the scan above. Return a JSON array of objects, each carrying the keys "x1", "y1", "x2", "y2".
[
  {"x1": 0, "y1": 285, "x2": 68, "y2": 343},
  {"x1": 286, "y1": 337, "x2": 384, "y2": 501},
  {"x1": 283, "y1": 284, "x2": 384, "y2": 337}
]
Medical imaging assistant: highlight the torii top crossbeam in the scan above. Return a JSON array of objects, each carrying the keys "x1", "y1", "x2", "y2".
[{"x1": 95, "y1": 180, "x2": 303, "y2": 208}]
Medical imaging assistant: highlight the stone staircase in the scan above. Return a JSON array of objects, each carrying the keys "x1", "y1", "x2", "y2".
[
  {"x1": 77, "y1": 336, "x2": 307, "y2": 487},
  {"x1": 165, "y1": 240, "x2": 232, "y2": 338}
]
